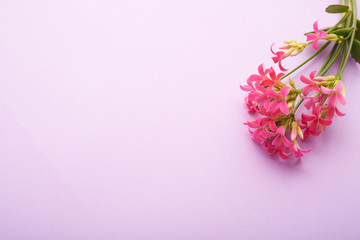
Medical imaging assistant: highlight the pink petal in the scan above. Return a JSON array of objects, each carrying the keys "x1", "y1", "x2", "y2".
[
  {"x1": 263, "y1": 129, "x2": 276, "y2": 138},
  {"x1": 334, "y1": 81, "x2": 344, "y2": 92},
  {"x1": 294, "y1": 151, "x2": 304, "y2": 158},
  {"x1": 321, "y1": 86, "x2": 333, "y2": 94},
  {"x1": 282, "y1": 136, "x2": 293, "y2": 147},
  {"x1": 270, "y1": 43, "x2": 276, "y2": 55},
  {"x1": 269, "y1": 121, "x2": 277, "y2": 131},
  {"x1": 326, "y1": 107, "x2": 335, "y2": 119},
  {"x1": 309, "y1": 70, "x2": 317, "y2": 80},
  {"x1": 312, "y1": 84, "x2": 320, "y2": 92},
  {"x1": 326, "y1": 94, "x2": 337, "y2": 107},
  {"x1": 276, "y1": 126, "x2": 285, "y2": 135},
  {"x1": 258, "y1": 64, "x2": 265, "y2": 76},
  {"x1": 264, "y1": 99, "x2": 271, "y2": 109},
  {"x1": 302, "y1": 85, "x2": 312, "y2": 96},
  {"x1": 272, "y1": 56, "x2": 279, "y2": 63},
  {"x1": 252, "y1": 129, "x2": 262, "y2": 142},
  {"x1": 319, "y1": 31, "x2": 327, "y2": 39},
  {"x1": 269, "y1": 100, "x2": 280, "y2": 112},
  {"x1": 312, "y1": 131, "x2": 321, "y2": 136},
  {"x1": 312, "y1": 38, "x2": 319, "y2": 51},
  {"x1": 276, "y1": 51, "x2": 285, "y2": 58},
  {"x1": 261, "y1": 80, "x2": 275, "y2": 86},
  {"x1": 303, "y1": 128, "x2": 311, "y2": 139},
  {"x1": 272, "y1": 135, "x2": 281, "y2": 146},
  {"x1": 306, "y1": 33, "x2": 317, "y2": 41},
  {"x1": 278, "y1": 61, "x2": 288, "y2": 72},
  {"x1": 313, "y1": 21, "x2": 319, "y2": 33},
  {"x1": 240, "y1": 85, "x2": 252, "y2": 91},
  {"x1": 279, "y1": 101, "x2": 289, "y2": 114},
  {"x1": 280, "y1": 86, "x2": 291, "y2": 97},
  {"x1": 259, "y1": 117, "x2": 269, "y2": 126},
  {"x1": 336, "y1": 93, "x2": 347, "y2": 105},
  {"x1": 248, "y1": 74, "x2": 263, "y2": 82},
  {"x1": 312, "y1": 105, "x2": 321, "y2": 116},
  {"x1": 309, "y1": 119, "x2": 319, "y2": 133},
  {"x1": 319, "y1": 118, "x2": 332, "y2": 126},
  {"x1": 335, "y1": 107, "x2": 346, "y2": 117},
  {"x1": 268, "y1": 68, "x2": 276, "y2": 80},
  {"x1": 304, "y1": 99, "x2": 315, "y2": 110},
  {"x1": 267, "y1": 88, "x2": 280, "y2": 99},
  {"x1": 279, "y1": 151, "x2": 290, "y2": 160},
  {"x1": 301, "y1": 113, "x2": 315, "y2": 123},
  {"x1": 300, "y1": 75, "x2": 312, "y2": 84},
  {"x1": 247, "y1": 121, "x2": 259, "y2": 128}
]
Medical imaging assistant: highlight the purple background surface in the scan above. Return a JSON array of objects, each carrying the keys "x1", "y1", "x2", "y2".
[{"x1": 1, "y1": 0, "x2": 360, "y2": 239}]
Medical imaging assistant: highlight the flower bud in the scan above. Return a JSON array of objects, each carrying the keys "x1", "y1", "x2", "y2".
[
  {"x1": 280, "y1": 40, "x2": 306, "y2": 57},
  {"x1": 290, "y1": 121, "x2": 297, "y2": 141},
  {"x1": 314, "y1": 75, "x2": 336, "y2": 81},
  {"x1": 323, "y1": 34, "x2": 339, "y2": 41}
]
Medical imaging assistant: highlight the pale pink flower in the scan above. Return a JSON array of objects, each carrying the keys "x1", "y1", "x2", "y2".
[{"x1": 306, "y1": 21, "x2": 328, "y2": 51}]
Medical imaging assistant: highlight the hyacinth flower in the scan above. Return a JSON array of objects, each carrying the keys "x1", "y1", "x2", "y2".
[{"x1": 240, "y1": 1, "x2": 359, "y2": 160}]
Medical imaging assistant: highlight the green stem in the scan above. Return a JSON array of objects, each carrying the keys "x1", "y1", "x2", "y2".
[
  {"x1": 280, "y1": 41, "x2": 330, "y2": 80},
  {"x1": 318, "y1": 41, "x2": 346, "y2": 76},
  {"x1": 318, "y1": 42, "x2": 339, "y2": 73},
  {"x1": 326, "y1": 11, "x2": 352, "y2": 33},
  {"x1": 338, "y1": 0, "x2": 357, "y2": 76},
  {"x1": 292, "y1": 42, "x2": 345, "y2": 114}
]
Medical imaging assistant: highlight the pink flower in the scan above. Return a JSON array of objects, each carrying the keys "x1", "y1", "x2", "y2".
[
  {"x1": 271, "y1": 126, "x2": 292, "y2": 147},
  {"x1": 321, "y1": 81, "x2": 347, "y2": 107},
  {"x1": 265, "y1": 144, "x2": 291, "y2": 159},
  {"x1": 265, "y1": 86, "x2": 291, "y2": 114},
  {"x1": 290, "y1": 140, "x2": 311, "y2": 158},
  {"x1": 302, "y1": 93, "x2": 325, "y2": 110},
  {"x1": 263, "y1": 126, "x2": 293, "y2": 159},
  {"x1": 240, "y1": 65, "x2": 287, "y2": 113},
  {"x1": 247, "y1": 64, "x2": 272, "y2": 88},
  {"x1": 245, "y1": 117, "x2": 277, "y2": 143},
  {"x1": 306, "y1": 21, "x2": 328, "y2": 51},
  {"x1": 245, "y1": 64, "x2": 285, "y2": 88},
  {"x1": 301, "y1": 105, "x2": 332, "y2": 138},
  {"x1": 324, "y1": 105, "x2": 346, "y2": 120},
  {"x1": 270, "y1": 43, "x2": 288, "y2": 71},
  {"x1": 300, "y1": 71, "x2": 324, "y2": 95}
]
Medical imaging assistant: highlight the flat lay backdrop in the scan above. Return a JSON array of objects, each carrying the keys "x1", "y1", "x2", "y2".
[{"x1": 1, "y1": 0, "x2": 360, "y2": 239}]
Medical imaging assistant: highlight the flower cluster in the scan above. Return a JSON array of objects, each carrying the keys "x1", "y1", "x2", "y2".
[{"x1": 240, "y1": 16, "x2": 352, "y2": 160}]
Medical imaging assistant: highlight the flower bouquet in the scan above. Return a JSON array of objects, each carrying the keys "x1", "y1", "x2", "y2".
[{"x1": 241, "y1": 1, "x2": 359, "y2": 159}]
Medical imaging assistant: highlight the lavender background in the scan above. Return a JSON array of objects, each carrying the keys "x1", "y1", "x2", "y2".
[{"x1": 1, "y1": 0, "x2": 360, "y2": 239}]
